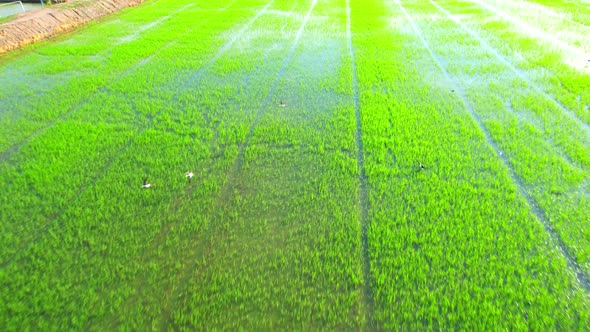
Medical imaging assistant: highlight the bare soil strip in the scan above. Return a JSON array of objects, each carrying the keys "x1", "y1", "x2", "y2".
[
  {"x1": 429, "y1": 0, "x2": 590, "y2": 137},
  {"x1": 0, "y1": 0, "x2": 148, "y2": 56},
  {"x1": 346, "y1": 0, "x2": 375, "y2": 329},
  {"x1": 398, "y1": 0, "x2": 590, "y2": 294}
]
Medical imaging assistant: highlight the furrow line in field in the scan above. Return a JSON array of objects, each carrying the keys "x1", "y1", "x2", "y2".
[
  {"x1": 0, "y1": 0, "x2": 255, "y2": 163},
  {"x1": 218, "y1": 0, "x2": 318, "y2": 204},
  {"x1": 153, "y1": 50, "x2": 270, "y2": 329},
  {"x1": 346, "y1": 0, "x2": 375, "y2": 329},
  {"x1": 0, "y1": 4, "x2": 194, "y2": 123},
  {"x1": 0, "y1": 3, "x2": 222, "y2": 163},
  {"x1": 145, "y1": 2, "x2": 295, "y2": 260},
  {"x1": 504, "y1": 98, "x2": 580, "y2": 170},
  {"x1": 398, "y1": 0, "x2": 590, "y2": 294},
  {"x1": 196, "y1": 1, "x2": 274, "y2": 75},
  {"x1": 428, "y1": 0, "x2": 590, "y2": 137},
  {"x1": 220, "y1": 0, "x2": 238, "y2": 11},
  {"x1": 471, "y1": 0, "x2": 590, "y2": 67},
  {"x1": 0, "y1": 0, "x2": 248, "y2": 162},
  {"x1": 0, "y1": 128, "x2": 141, "y2": 269},
  {"x1": 1, "y1": 0, "x2": 265, "y2": 272},
  {"x1": 99, "y1": 3, "x2": 277, "y2": 328},
  {"x1": 151, "y1": 48, "x2": 277, "y2": 259},
  {"x1": 155, "y1": 0, "x2": 319, "y2": 328},
  {"x1": 162, "y1": 49, "x2": 280, "y2": 226},
  {"x1": 112, "y1": 3, "x2": 195, "y2": 47},
  {"x1": 139, "y1": 0, "x2": 276, "y2": 258},
  {"x1": 0, "y1": 40, "x2": 175, "y2": 163}
]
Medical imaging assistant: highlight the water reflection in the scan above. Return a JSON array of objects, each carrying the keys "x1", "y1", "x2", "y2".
[{"x1": 0, "y1": 2, "x2": 43, "y2": 19}]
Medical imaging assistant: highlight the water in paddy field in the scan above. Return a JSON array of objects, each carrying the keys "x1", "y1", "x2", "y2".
[{"x1": 0, "y1": 2, "x2": 43, "y2": 18}]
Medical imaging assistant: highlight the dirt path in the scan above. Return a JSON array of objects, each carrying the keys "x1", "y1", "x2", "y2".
[{"x1": 0, "y1": 0, "x2": 147, "y2": 56}]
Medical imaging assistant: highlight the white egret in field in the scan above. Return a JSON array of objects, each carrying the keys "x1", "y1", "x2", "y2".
[
  {"x1": 279, "y1": 100, "x2": 287, "y2": 107},
  {"x1": 142, "y1": 177, "x2": 153, "y2": 189},
  {"x1": 418, "y1": 162, "x2": 426, "y2": 170},
  {"x1": 185, "y1": 171, "x2": 194, "y2": 181}
]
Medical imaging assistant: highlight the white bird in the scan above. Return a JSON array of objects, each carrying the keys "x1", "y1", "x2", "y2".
[
  {"x1": 279, "y1": 100, "x2": 287, "y2": 107},
  {"x1": 185, "y1": 171, "x2": 194, "y2": 181},
  {"x1": 141, "y1": 177, "x2": 153, "y2": 189},
  {"x1": 418, "y1": 162, "x2": 426, "y2": 170}
]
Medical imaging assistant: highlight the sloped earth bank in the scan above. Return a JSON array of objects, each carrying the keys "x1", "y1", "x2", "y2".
[{"x1": 0, "y1": 0, "x2": 146, "y2": 55}]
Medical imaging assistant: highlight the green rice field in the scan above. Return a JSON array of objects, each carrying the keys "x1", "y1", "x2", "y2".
[{"x1": 1, "y1": 0, "x2": 589, "y2": 329}]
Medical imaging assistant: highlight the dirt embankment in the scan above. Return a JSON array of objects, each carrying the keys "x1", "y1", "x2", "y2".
[{"x1": 0, "y1": 0, "x2": 147, "y2": 55}]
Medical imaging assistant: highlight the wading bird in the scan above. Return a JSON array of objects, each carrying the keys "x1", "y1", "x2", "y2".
[
  {"x1": 279, "y1": 100, "x2": 287, "y2": 107},
  {"x1": 141, "y1": 177, "x2": 153, "y2": 189},
  {"x1": 418, "y1": 162, "x2": 426, "y2": 171},
  {"x1": 185, "y1": 171, "x2": 194, "y2": 181}
]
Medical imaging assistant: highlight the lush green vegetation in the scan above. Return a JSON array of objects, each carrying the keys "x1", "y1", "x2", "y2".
[
  {"x1": 352, "y1": 0, "x2": 589, "y2": 328},
  {"x1": 1, "y1": 0, "x2": 588, "y2": 330}
]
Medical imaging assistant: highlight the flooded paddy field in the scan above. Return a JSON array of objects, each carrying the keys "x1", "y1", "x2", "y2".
[{"x1": 1, "y1": 0, "x2": 589, "y2": 329}]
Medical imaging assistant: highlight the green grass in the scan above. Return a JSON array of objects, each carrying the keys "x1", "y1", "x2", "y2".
[
  {"x1": 0, "y1": 14, "x2": 17, "y2": 24},
  {"x1": 1, "y1": 0, "x2": 589, "y2": 329}
]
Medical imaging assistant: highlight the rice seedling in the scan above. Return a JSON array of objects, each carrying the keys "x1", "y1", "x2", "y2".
[{"x1": 1, "y1": 0, "x2": 588, "y2": 329}]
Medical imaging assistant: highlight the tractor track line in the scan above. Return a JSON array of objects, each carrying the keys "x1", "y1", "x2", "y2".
[
  {"x1": 346, "y1": 0, "x2": 376, "y2": 329},
  {"x1": 156, "y1": 1, "x2": 319, "y2": 328},
  {"x1": 135, "y1": 0, "x2": 277, "y2": 267},
  {"x1": 2, "y1": 1, "x2": 247, "y2": 252},
  {"x1": 218, "y1": 0, "x2": 318, "y2": 205},
  {"x1": 429, "y1": 0, "x2": 590, "y2": 137},
  {"x1": 152, "y1": 45, "x2": 278, "y2": 252},
  {"x1": 504, "y1": 98, "x2": 582, "y2": 171},
  {"x1": 132, "y1": 3, "x2": 295, "y2": 285},
  {"x1": 0, "y1": 127, "x2": 141, "y2": 269},
  {"x1": 92, "y1": 2, "x2": 276, "y2": 328},
  {"x1": 0, "y1": 3, "x2": 206, "y2": 164},
  {"x1": 0, "y1": 41, "x2": 175, "y2": 163},
  {"x1": 145, "y1": 46, "x2": 277, "y2": 269},
  {"x1": 2, "y1": 0, "x2": 270, "y2": 272},
  {"x1": 0, "y1": 32, "x2": 183, "y2": 239},
  {"x1": 0, "y1": 2, "x2": 193, "y2": 96},
  {"x1": 471, "y1": 0, "x2": 590, "y2": 64},
  {"x1": 398, "y1": 0, "x2": 590, "y2": 294},
  {"x1": 111, "y1": 3, "x2": 195, "y2": 47},
  {"x1": 0, "y1": 0, "x2": 242, "y2": 163}
]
